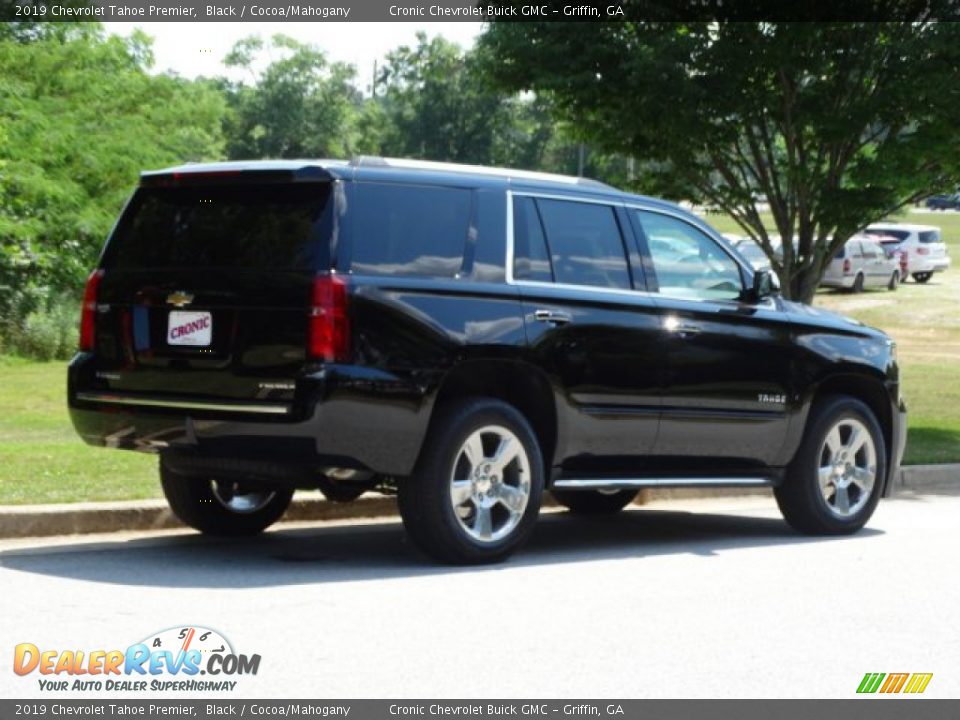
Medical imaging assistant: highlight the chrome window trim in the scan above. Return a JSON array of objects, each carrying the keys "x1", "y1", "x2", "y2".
[{"x1": 505, "y1": 190, "x2": 757, "y2": 307}]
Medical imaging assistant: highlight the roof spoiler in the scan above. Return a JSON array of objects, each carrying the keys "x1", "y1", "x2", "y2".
[{"x1": 139, "y1": 165, "x2": 333, "y2": 187}]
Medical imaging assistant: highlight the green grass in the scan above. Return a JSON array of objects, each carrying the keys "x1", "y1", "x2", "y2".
[{"x1": 0, "y1": 357, "x2": 157, "y2": 504}]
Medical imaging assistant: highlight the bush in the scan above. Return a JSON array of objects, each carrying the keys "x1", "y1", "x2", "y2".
[{"x1": 0, "y1": 290, "x2": 79, "y2": 361}]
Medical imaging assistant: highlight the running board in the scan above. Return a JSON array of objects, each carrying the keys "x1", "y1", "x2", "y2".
[{"x1": 552, "y1": 477, "x2": 776, "y2": 491}]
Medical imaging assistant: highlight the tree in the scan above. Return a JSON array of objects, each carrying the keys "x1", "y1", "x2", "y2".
[
  {"x1": 221, "y1": 34, "x2": 362, "y2": 159},
  {"x1": 0, "y1": 23, "x2": 226, "y2": 296},
  {"x1": 481, "y1": 18, "x2": 960, "y2": 302},
  {"x1": 373, "y1": 33, "x2": 513, "y2": 164}
]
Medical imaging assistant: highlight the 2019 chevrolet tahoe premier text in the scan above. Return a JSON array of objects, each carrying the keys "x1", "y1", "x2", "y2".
[{"x1": 68, "y1": 158, "x2": 907, "y2": 563}]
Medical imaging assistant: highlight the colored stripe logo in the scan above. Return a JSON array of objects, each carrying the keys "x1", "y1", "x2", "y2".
[{"x1": 857, "y1": 672, "x2": 933, "y2": 694}]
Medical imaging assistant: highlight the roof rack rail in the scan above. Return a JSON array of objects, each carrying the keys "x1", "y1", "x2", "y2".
[{"x1": 348, "y1": 156, "x2": 615, "y2": 190}]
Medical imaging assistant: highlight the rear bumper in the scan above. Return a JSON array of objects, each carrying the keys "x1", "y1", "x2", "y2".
[
  {"x1": 910, "y1": 257, "x2": 951, "y2": 274},
  {"x1": 820, "y1": 275, "x2": 856, "y2": 289},
  {"x1": 68, "y1": 356, "x2": 432, "y2": 478}
]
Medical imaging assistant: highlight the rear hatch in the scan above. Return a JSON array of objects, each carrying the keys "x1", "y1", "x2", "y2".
[
  {"x1": 917, "y1": 229, "x2": 949, "y2": 263},
  {"x1": 89, "y1": 173, "x2": 334, "y2": 406}
]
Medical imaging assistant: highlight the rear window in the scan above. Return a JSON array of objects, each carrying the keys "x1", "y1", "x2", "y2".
[
  {"x1": 863, "y1": 229, "x2": 910, "y2": 243},
  {"x1": 918, "y1": 230, "x2": 941, "y2": 244},
  {"x1": 106, "y1": 184, "x2": 331, "y2": 270},
  {"x1": 347, "y1": 183, "x2": 471, "y2": 277}
]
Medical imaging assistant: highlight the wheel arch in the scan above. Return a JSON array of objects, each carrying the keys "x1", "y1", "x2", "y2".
[
  {"x1": 424, "y1": 358, "x2": 559, "y2": 476},
  {"x1": 789, "y1": 372, "x2": 896, "y2": 493}
]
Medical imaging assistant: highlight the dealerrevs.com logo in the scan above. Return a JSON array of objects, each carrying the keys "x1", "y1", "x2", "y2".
[{"x1": 13, "y1": 626, "x2": 261, "y2": 693}]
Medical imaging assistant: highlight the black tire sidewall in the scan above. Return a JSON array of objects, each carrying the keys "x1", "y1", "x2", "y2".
[
  {"x1": 399, "y1": 399, "x2": 544, "y2": 564},
  {"x1": 551, "y1": 488, "x2": 639, "y2": 515},
  {"x1": 783, "y1": 397, "x2": 886, "y2": 533},
  {"x1": 160, "y1": 461, "x2": 293, "y2": 536}
]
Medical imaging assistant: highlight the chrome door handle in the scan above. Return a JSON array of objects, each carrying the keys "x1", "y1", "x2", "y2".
[{"x1": 534, "y1": 309, "x2": 572, "y2": 325}]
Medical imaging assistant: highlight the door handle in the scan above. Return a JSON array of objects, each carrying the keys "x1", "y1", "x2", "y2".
[{"x1": 534, "y1": 309, "x2": 572, "y2": 325}]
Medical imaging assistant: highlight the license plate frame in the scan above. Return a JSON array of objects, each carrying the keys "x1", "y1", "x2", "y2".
[{"x1": 167, "y1": 310, "x2": 213, "y2": 347}]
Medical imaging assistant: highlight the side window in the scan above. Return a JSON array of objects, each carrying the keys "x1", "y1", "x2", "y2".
[
  {"x1": 635, "y1": 211, "x2": 743, "y2": 301},
  {"x1": 861, "y1": 242, "x2": 878, "y2": 260},
  {"x1": 348, "y1": 183, "x2": 471, "y2": 277},
  {"x1": 535, "y1": 199, "x2": 632, "y2": 290},
  {"x1": 512, "y1": 196, "x2": 553, "y2": 282}
]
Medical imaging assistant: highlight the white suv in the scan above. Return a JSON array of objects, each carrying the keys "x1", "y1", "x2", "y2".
[{"x1": 863, "y1": 223, "x2": 951, "y2": 283}]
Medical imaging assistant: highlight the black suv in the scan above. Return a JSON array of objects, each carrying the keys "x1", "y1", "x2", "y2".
[{"x1": 69, "y1": 158, "x2": 907, "y2": 563}]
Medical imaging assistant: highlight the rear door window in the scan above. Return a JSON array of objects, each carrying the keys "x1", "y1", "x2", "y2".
[
  {"x1": 106, "y1": 184, "x2": 331, "y2": 270},
  {"x1": 347, "y1": 183, "x2": 471, "y2": 277},
  {"x1": 534, "y1": 199, "x2": 632, "y2": 290},
  {"x1": 512, "y1": 196, "x2": 553, "y2": 282}
]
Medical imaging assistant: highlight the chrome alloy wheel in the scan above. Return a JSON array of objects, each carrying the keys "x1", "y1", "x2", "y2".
[
  {"x1": 211, "y1": 481, "x2": 277, "y2": 514},
  {"x1": 818, "y1": 418, "x2": 877, "y2": 518},
  {"x1": 449, "y1": 425, "x2": 531, "y2": 544}
]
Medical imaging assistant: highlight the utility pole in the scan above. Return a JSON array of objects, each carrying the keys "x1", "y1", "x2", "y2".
[{"x1": 577, "y1": 143, "x2": 585, "y2": 177}]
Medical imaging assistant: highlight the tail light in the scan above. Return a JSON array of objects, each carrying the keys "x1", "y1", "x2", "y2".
[
  {"x1": 916, "y1": 247, "x2": 930, "y2": 255},
  {"x1": 307, "y1": 274, "x2": 350, "y2": 362},
  {"x1": 78, "y1": 269, "x2": 104, "y2": 352},
  {"x1": 842, "y1": 259, "x2": 851, "y2": 274}
]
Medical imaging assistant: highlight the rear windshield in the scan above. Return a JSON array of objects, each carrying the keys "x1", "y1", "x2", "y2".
[
  {"x1": 918, "y1": 230, "x2": 941, "y2": 243},
  {"x1": 105, "y1": 184, "x2": 331, "y2": 270},
  {"x1": 863, "y1": 229, "x2": 910, "y2": 243}
]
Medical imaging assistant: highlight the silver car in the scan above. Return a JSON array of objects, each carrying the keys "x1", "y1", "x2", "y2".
[{"x1": 821, "y1": 236, "x2": 901, "y2": 292}]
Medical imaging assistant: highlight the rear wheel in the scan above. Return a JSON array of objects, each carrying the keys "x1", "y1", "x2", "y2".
[
  {"x1": 398, "y1": 398, "x2": 544, "y2": 564},
  {"x1": 913, "y1": 272, "x2": 933, "y2": 284},
  {"x1": 887, "y1": 272, "x2": 899, "y2": 291},
  {"x1": 160, "y1": 460, "x2": 293, "y2": 536},
  {"x1": 552, "y1": 488, "x2": 639, "y2": 515},
  {"x1": 851, "y1": 273, "x2": 865, "y2": 293},
  {"x1": 774, "y1": 396, "x2": 886, "y2": 535}
]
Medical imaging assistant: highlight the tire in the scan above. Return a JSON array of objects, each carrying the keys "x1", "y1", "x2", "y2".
[
  {"x1": 160, "y1": 459, "x2": 293, "y2": 536},
  {"x1": 551, "y1": 488, "x2": 638, "y2": 515},
  {"x1": 851, "y1": 273, "x2": 865, "y2": 293},
  {"x1": 317, "y1": 472, "x2": 375, "y2": 503},
  {"x1": 774, "y1": 395, "x2": 886, "y2": 535},
  {"x1": 398, "y1": 398, "x2": 544, "y2": 564},
  {"x1": 913, "y1": 272, "x2": 932, "y2": 284},
  {"x1": 887, "y1": 272, "x2": 899, "y2": 291}
]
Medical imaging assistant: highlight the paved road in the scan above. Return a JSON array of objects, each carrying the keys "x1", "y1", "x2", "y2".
[{"x1": 2, "y1": 491, "x2": 958, "y2": 699}]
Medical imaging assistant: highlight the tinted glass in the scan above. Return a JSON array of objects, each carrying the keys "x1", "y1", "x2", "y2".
[
  {"x1": 107, "y1": 184, "x2": 330, "y2": 270},
  {"x1": 864, "y1": 229, "x2": 910, "y2": 243},
  {"x1": 918, "y1": 231, "x2": 941, "y2": 244},
  {"x1": 349, "y1": 183, "x2": 471, "y2": 277},
  {"x1": 636, "y1": 211, "x2": 743, "y2": 301},
  {"x1": 535, "y1": 199, "x2": 631, "y2": 290},
  {"x1": 512, "y1": 196, "x2": 553, "y2": 282}
]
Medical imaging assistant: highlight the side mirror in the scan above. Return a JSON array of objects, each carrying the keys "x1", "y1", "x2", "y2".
[{"x1": 749, "y1": 269, "x2": 774, "y2": 301}]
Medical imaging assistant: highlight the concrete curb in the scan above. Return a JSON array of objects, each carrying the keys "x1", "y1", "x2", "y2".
[{"x1": 1, "y1": 464, "x2": 957, "y2": 540}]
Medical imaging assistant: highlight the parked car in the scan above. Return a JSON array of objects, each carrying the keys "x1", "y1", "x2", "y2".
[
  {"x1": 68, "y1": 158, "x2": 906, "y2": 564},
  {"x1": 732, "y1": 238, "x2": 772, "y2": 272},
  {"x1": 862, "y1": 223, "x2": 951, "y2": 283},
  {"x1": 821, "y1": 236, "x2": 901, "y2": 292},
  {"x1": 925, "y1": 194, "x2": 960, "y2": 211}
]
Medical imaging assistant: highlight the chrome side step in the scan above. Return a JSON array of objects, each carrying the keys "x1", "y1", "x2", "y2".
[{"x1": 552, "y1": 477, "x2": 776, "y2": 490}]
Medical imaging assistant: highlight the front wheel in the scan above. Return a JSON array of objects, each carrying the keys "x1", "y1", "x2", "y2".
[
  {"x1": 913, "y1": 272, "x2": 933, "y2": 284},
  {"x1": 887, "y1": 272, "x2": 899, "y2": 291},
  {"x1": 160, "y1": 460, "x2": 293, "y2": 536},
  {"x1": 552, "y1": 488, "x2": 639, "y2": 515},
  {"x1": 774, "y1": 396, "x2": 886, "y2": 535},
  {"x1": 398, "y1": 398, "x2": 544, "y2": 564}
]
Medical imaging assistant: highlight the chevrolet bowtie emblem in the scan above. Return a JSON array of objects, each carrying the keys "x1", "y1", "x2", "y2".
[{"x1": 166, "y1": 291, "x2": 194, "y2": 308}]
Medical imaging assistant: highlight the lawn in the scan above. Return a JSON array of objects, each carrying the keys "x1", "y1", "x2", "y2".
[
  {"x1": 0, "y1": 356, "x2": 158, "y2": 504},
  {"x1": 0, "y1": 207, "x2": 957, "y2": 504}
]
